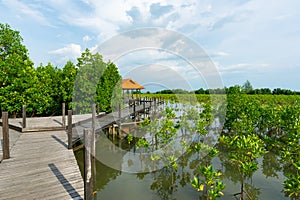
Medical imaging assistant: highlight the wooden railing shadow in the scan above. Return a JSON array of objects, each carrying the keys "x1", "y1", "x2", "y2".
[
  {"x1": 53, "y1": 119, "x2": 63, "y2": 126},
  {"x1": 51, "y1": 135, "x2": 68, "y2": 149},
  {"x1": 48, "y1": 163, "x2": 83, "y2": 200}
]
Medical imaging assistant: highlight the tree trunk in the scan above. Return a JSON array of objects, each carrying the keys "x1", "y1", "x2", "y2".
[{"x1": 240, "y1": 174, "x2": 244, "y2": 200}]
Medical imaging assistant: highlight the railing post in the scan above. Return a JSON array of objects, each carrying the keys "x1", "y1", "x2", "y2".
[
  {"x1": 91, "y1": 103, "x2": 96, "y2": 198},
  {"x1": 154, "y1": 98, "x2": 157, "y2": 117},
  {"x1": 67, "y1": 110, "x2": 72, "y2": 149},
  {"x1": 118, "y1": 102, "x2": 121, "y2": 136},
  {"x1": 2, "y1": 112, "x2": 10, "y2": 159},
  {"x1": 96, "y1": 104, "x2": 100, "y2": 115},
  {"x1": 91, "y1": 104, "x2": 96, "y2": 156},
  {"x1": 22, "y1": 105, "x2": 26, "y2": 128},
  {"x1": 62, "y1": 103, "x2": 66, "y2": 128},
  {"x1": 84, "y1": 129, "x2": 94, "y2": 200},
  {"x1": 133, "y1": 99, "x2": 136, "y2": 121}
]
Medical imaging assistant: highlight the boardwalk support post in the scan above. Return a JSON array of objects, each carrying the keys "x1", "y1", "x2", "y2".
[
  {"x1": 84, "y1": 129, "x2": 94, "y2": 200},
  {"x1": 62, "y1": 103, "x2": 66, "y2": 128},
  {"x1": 22, "y1": 105, "x2": 26, "y2": 128},
  {"x1": 67, "y1": 110, "x2": 72, "y2": 149},
  {"x1": 91, "y1": 104, "x2": 96, "y2": 197},
  {"x1": 2, "y1": 112, "x2": 10, "y2": 159},
  {"x1": 118, "y1": 102, "x2": 121, "y2": 136},
  {"x1": 92, "y1": 104, "x2": 96, "y2": 156},
  {"x1": 133, "y1": 99, "x2": 136, "y2": 121},
  {"x1": 154, "y1": 97, "x2": 157, "y2": 117}
]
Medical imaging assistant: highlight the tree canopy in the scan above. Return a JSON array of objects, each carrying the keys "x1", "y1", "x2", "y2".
[
  {"x1": 0, "y1": 23, "x2": 37, "y2": 117},
  {"x1": 0, "y1": 23, "x2": 122, "y2": 117},
  {"x1": 73, "y1": 49, "x2": 122, "y2": 114}
]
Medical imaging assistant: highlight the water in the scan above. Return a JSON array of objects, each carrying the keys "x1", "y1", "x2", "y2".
[
  {"x1": 75, "y1": 144, "x2": 289, "y2": 200},
  {"x1": 74, "y1": 102, "x2": 291, "y2": 199}
]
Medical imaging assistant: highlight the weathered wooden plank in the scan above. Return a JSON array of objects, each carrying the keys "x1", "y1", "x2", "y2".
[
  {"x1": 0, "y1": 160, "x2": 80, "y2": 179},
  {"x1": 22, "y1": 126, "x2": 65, "y2": 132},
  {"x1": 0, "y1": 171, "x2": 82, "y2": 193},
  {"x1": 0, "y1": 130, "x2": 84, "y2": 199}
]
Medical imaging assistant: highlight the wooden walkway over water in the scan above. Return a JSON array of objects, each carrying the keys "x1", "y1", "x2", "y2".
[
  {"x1": 72, "y1": 100, "x2": 159, "y2": 141},
  {"x1": 0, "y1": 98, "x2": 162, "y2": 199},
  {"x1": 0, "y1": 114, "x2": 92, "y2": 199},
  {"x1": 0, "y1": 130, "x2": 84, "y2": 200}
]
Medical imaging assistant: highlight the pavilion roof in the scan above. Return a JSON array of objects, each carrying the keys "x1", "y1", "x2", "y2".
[{"x1": 122, "y1": 78, "x2": 145, "y2": 90}]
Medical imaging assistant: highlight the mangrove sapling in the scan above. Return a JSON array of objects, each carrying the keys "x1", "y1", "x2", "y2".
[
  {"x1": 126, "y1": 134, "x2": 133, "y2": 144},
  {"x1": 219, "y1": 133, "x2": 266, "y2": 200},
  {"x1": 136, "y1": 138, "x2": 150, "y2": 168},
  {"x1": 280, "y1": 132, "x2": 300, "y2": 198},
  {"x1": 277, "y1": 103, "x2": 300, "y2": 199},
  {"x1": 191, "y1": 148, "x2": 225, "y2": 200}
]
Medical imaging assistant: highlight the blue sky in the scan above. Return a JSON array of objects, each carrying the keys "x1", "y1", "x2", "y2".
[{"x1": 1, "y1": 0, "x2": 300, "y2": 91}]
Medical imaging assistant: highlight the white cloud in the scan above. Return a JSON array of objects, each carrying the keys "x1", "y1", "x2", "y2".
[
  {"x1": 83, "y1": 35, "x2": 92, "y2": 42},
  {"x1": 216, "y1": 62, "x2": 271, "y2": 75},
  {"x1": 2, "y1": 0, "x2": 299, "y2": 90},
  {"x1": 210, "y1": 51, "x2": 229, "y2": 57},
  {"x1": 2, "y1": 0, "x2": 53, "y2": 26},
  {"x1": 48, "y1": 43, "x2": 82, "y2": 64}
]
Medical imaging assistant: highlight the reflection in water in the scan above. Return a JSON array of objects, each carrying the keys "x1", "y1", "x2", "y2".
[
  {"x1": 74, "y1": 142, "x2": 289, "y2": 200},
  {"x1": 73, "y1": 102, "x2": 291, "y2": 200},
  {"x1": 262, "y1": 152, "x2": 281, "y2": 179}
]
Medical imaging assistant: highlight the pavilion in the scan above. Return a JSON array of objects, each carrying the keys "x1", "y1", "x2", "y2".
[{"x1": 121, "y1": 78, "x2": 145, "y2": 100}]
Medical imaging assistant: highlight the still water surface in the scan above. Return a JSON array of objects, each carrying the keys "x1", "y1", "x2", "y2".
[
  {"x1": 75, "y1": 140, "x2": 289, "y2": 200},
  {"x1": 75, "y1": 102, "x2": 290, "y2": 199}
]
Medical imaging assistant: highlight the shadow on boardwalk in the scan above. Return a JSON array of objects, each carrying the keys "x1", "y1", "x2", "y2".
[{"x1": 49, "y1": 163, "x2": 83, "y2": 200}]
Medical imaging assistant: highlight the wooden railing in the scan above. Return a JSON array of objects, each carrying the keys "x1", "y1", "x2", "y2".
[{"x1": 2, "y1": 112, "x2": 9, "y2": 160}]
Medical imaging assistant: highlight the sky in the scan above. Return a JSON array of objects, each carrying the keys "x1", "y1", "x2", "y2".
[{"x1": 0, "y1": 0, "x2": 300, "y2": 92}]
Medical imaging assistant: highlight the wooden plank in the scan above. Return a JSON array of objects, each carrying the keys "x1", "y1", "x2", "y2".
[
  {"x1": 22, "y1": 126, "x2": 65, "y2": 132},
  {"x1": 0, "y1": 130, "x2": 84, "y2": 199}
]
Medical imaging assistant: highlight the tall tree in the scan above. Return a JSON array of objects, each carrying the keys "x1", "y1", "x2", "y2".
[
  {"x1": 73, "y1": 49, "x2": 106, "y2": 114},
  {"x1": 96, "y1": 61, "x2": 122, "y2": 113},
  {"x1": 242, "y1": 80, "x2": 253, "y2": 94},
  {"x1": 0, "y1": 23, "x2": 36, "y2": 117},
  {"x1": 36, "y1": 62, "x2": 63, "y2": 115},
  {"x1": 226, "y1": 85, "x2": 242, "y2": 94},
  {"x1": 61, "y1": 61, "x2": 77, "y2": 110}
]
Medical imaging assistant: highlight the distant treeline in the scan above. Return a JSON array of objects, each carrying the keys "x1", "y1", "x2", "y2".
[{"x1": 154, "y1": 81, "x2": 300, "y2": 95}]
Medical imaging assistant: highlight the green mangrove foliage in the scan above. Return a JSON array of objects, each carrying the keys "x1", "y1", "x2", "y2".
[
  {"x1": 133, "y1": 93, "x2": 300, "y2": 199},
  {"x1": 0, "y1": 23, "x2": 122, "y2": 117},
  {"x1": 73, "y1": 49, "x2": 122, "y2": 114},
  {"x1": 192, "y1": 165, "x2": 225, "y2": 200}
]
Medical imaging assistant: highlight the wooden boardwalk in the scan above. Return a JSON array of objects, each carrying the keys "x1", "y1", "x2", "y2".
[
  {"x1": 72, "y1": 101, "x2": 159, "y2": 141},
  {"x1": 4, "y1": 114, "x2": 92, "y2": 132},
  {"x1": 0, "y1": 130, "x2": 84, "y2": 200},
  {"x1": 0, "y1": 99, "x2": 162, "y2": 199}
]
